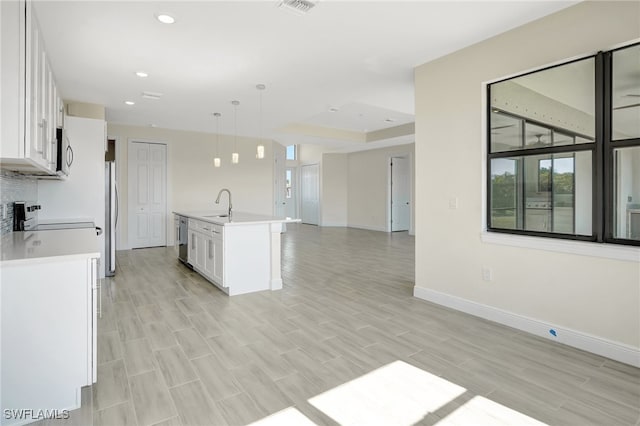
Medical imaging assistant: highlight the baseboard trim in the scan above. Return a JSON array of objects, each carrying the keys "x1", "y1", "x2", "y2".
[
  {"x1": 413, "y1": 286, "x2": 640, "y2": 367},
  {"x1": 320, "y1": 222, "x2": 347, "y2": 227},
  {"x1": 347, "y1": 224, "x2": 387, "y2": 232}
]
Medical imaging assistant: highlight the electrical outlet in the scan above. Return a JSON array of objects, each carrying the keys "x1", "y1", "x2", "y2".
[{"x1": 482, "y1": 267, "x2": 492, "y2": 281}]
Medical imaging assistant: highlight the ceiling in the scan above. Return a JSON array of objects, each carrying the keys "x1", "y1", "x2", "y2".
[{"x1": 33, "y1": 0, "x2": 578, "y2": 152}]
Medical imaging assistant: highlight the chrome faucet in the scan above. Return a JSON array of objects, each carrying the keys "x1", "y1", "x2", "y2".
[{"x1": 215, "y1": 188, "x2": 232, "y2": 217}]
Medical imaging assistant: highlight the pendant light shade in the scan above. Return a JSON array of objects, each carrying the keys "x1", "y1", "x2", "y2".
[
  {"x1": 213, "y1": 112, "x2": 221, "y2": 168},
  {"x1": 256, "y1": 84, "x2": 266, "y2": 159},
  {"x1": 231, "y1": 100, "x2": 240, "y2": 164}
]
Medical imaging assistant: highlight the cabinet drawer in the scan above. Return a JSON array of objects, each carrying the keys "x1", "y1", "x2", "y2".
[{"x1": 200, "y1": 222, "x2": 223, "y2": 237}]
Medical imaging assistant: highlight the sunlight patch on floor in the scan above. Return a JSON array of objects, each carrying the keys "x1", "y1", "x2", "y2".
[
  {"x1": 435, "y1": 395, "x2": 548, "y2": 426},
  {"x1": 247, "y1": 407, "x2": 317, "y2": 426},
  {"x1": 249, "y1": 360, "x2": 549, "y2": 426},
  {"x1": 308, "y1": 360, "x2": 467, "y2": 425}
]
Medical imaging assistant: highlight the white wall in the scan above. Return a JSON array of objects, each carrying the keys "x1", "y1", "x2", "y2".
[
  {"x1": 39, "y1": 117, "x2": 106, "y2": 276},
  {"x1": 321, "y1": 153, "x2": 348, "y2": 227},
  {"x1": 414, "y1": 0, "x2": 640, "y2": 361},
  {"x1": 108, "y1": 124, "x2": 276, "y2": 249},
  {"x1": 347, "y1": 144, "x2": 415, "y2": 233}
]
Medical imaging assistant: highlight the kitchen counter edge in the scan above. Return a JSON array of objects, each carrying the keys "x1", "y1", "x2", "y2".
[{"x1": 172, "y1": 211, "x2": 301, "y2": 226}]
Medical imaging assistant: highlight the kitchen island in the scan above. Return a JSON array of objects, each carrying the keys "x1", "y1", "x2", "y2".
[{"x1": 173, "y1": 211, "x2": 300, "y2": 296}]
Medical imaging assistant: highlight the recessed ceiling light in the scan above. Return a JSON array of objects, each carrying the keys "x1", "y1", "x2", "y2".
[
  {"x1": 135, "y1": 71, "x2": 148, "y2": 78},
  {"x1": 156, "y1": 14, "x2": 175, "y2": 24},
  {"x1": 125, "y1": 101, "x2": 135, "y2": 105}
]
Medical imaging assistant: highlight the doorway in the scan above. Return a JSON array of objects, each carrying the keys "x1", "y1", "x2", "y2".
[
  {"x1": 301, "y1": 164, "x2": 319, "y2": 225},
  {"x1": 128, "y1": 141, "x2": 167, "y2": 248},
  {"x1": 285, "y1": 167, "x2": 298, "y2": 218},
  {"x1": 390, "y1": 156, "x2": 410, "y2": 232}
]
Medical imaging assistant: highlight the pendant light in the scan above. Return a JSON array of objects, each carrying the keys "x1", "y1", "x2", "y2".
[
  {"x1": 231, "y1": 100, "x2": 240, "y2": 164},
  {"x1": 213, "y1": 112, "x2": 221, "y2": 168},
  {"x1": 256, "y1": 84, "x2": 266, "y2": 159}
]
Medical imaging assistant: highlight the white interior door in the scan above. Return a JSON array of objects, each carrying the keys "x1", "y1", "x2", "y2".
[
  {"x1": 285, "y1": 168, "x2": 297, "y2": 218},
  {"x1": 128, "y1": 141, "x2": 167, "y2": 248},
  {"x1": 301, "y1": 164, "x2": 319, "y2": 225},
  {"x1": 391, "y1": 157, "x2": 410, "y2": 231},
  {"x1": 274, "y1": 146, "x2": 286, "y2": 217}
]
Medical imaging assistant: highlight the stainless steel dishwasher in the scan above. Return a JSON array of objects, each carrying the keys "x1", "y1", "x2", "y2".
[{"x1": 177, "y1": 215, "x2": 189, "y2": 265}]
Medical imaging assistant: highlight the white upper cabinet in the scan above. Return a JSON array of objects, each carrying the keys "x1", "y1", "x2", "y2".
[{"x1": 1, "y1": 0, "x2": 61, "y2": 176}]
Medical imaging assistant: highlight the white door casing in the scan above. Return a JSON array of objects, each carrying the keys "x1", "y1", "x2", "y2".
[
  {"x1": 301, "y1": 163, "x2": 319, "y2": 225},
  {"x1": 128, "y1": 141, "x2": 167, "y2": 248},
  {"x1": 391, "y1": 156, "x2": 410, "y2": 231}
]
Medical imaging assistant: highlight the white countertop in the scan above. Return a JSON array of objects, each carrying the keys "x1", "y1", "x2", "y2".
[
  {"x1": 173, "y1": 210, "x2": 301, "y2": 226},
  {"x1": 0, "y1": 228, "x2": 100, "y2": 266}
]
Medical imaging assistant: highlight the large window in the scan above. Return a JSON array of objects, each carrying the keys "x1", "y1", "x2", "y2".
[{"x1": 487, "y1": 43, "x2": 639, "y2": 246}]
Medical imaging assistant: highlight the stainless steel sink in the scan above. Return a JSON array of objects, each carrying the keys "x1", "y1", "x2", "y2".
[{"x1": 203, "y1": 214, "x2": 229, "y2": 218}]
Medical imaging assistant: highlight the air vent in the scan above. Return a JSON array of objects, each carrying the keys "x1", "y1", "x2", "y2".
[
  {"x1": 141, "y1": 91, "x2": 163, "y2": 100},
  {"x1": 278, "y1": 0, "x2": 316, "y2": 15}
]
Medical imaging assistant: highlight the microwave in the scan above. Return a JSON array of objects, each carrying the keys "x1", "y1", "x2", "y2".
[{"x1": 56, "y1": 127, "x2": 73, "y2": 177}]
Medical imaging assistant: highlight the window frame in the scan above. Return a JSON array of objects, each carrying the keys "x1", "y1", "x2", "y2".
[
  {"x1": 486, "y1": 45, "x2": 640, "y2": 247},
  {"x1": 604, "y1": 45, "x2": 640, "y2": 246}
]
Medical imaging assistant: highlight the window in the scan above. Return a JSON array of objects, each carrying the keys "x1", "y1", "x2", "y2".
[
  {"x1": 487, "y1": 42, "x2": 639, "y2": 246},
  {"x1": 286, "y1": 169, "x2": 292, "y2": 199},
  {"x1": 286, "y1": 145, "x2": 297, "y2": 161}
]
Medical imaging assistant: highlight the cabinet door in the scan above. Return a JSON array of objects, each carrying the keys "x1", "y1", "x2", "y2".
[
  {"x1": 44, "y1": 62, "x2": 57, "y2": 171},
  {"x1": 203, "y1": 235, "x2": 215, "y2": 280},
  {"x1": 26, "y1": 6, "x2": 48, "y2": 168},
  {"x1": 187, "y1": 229, "x2": 197, "y2": 266},
  {"x1": 212, "y1": 233, "x2": 224, "y2": 286},
  {"x1": 195, "y1": 231, "x2": 205, "y2": 272}
]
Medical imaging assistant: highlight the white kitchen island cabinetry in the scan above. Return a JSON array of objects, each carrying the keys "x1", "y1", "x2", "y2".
[
  {"x1": 0, "y1": 229, "x2": 99, "y2": 426},
  {"x1": 177, "y1": 211, "x2": 300, "y2": 296}
]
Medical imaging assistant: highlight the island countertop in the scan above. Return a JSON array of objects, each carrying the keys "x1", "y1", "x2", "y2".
[{"x1": 172, "y1": 210, "x2": 301, "y2": 226}]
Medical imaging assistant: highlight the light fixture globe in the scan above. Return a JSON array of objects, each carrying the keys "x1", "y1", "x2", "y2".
[
  {"x1": 256, "y1": 84, "x2": 266, "y2": 159},
  {"x1": 231, "y1": 101, "x2": 240, "y2": 164},
  {"x1": 213, "y1": 112, "x2": 222, "y2": 168}
]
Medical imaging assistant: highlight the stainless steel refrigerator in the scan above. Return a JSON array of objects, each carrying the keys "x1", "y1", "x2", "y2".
[{"x1": 105, "y1": 161, "x2": 118, "y2": 276}]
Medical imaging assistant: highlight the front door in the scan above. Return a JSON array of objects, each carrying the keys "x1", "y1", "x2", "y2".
[
  {"x1": 273, "y1": 146, "x2": 286, "y2": 217},
  {"x1": 285, "y1": 168, "x2": 297, "y2": 218},
  {"x1": 301, "y1": 164, "x2": 319, "y2": 225},
  {"x1": 128, "y1": 141, "x2": 167, "y2": 248}
]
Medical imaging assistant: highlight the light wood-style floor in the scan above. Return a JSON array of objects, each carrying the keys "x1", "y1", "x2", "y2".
[{"x1": 43, "y1": 224, "x2": 640, "y2": 425}]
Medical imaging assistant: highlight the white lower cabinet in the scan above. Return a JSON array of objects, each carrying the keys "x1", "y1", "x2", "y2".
[
  {"x1": 188, "y1": 219, "x2": 224, "y2": 287},
  {"x1": 0, "y1": 255, "x2": 98, "y2": 425}
]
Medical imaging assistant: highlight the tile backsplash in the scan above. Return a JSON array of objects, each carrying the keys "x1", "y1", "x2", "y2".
[{"x1": 0, "y1": 170, "x2": 38, "y2": 235}]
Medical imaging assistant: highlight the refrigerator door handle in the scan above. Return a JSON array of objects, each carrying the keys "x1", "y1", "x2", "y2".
[{"x1": 115, "y1": 183, "x2": 119, "y2": 228}]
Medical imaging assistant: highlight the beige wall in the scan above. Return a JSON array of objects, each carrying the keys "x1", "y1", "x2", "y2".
[
  {"x1": 299, "y1": 144, "x2": 327, "y2": 165},
  {"x1": 321, "y1": 153, "x2": 348, "y2": 226},
  {"x1": 108, "y1": 124, "x2": 276, "y2": 249},
  {"x1": 347, "y1": 144, "x2": 415, "y2": 232},
  {"x1": 414, "y1": 0, "x2": 640, "y2": 350}
]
